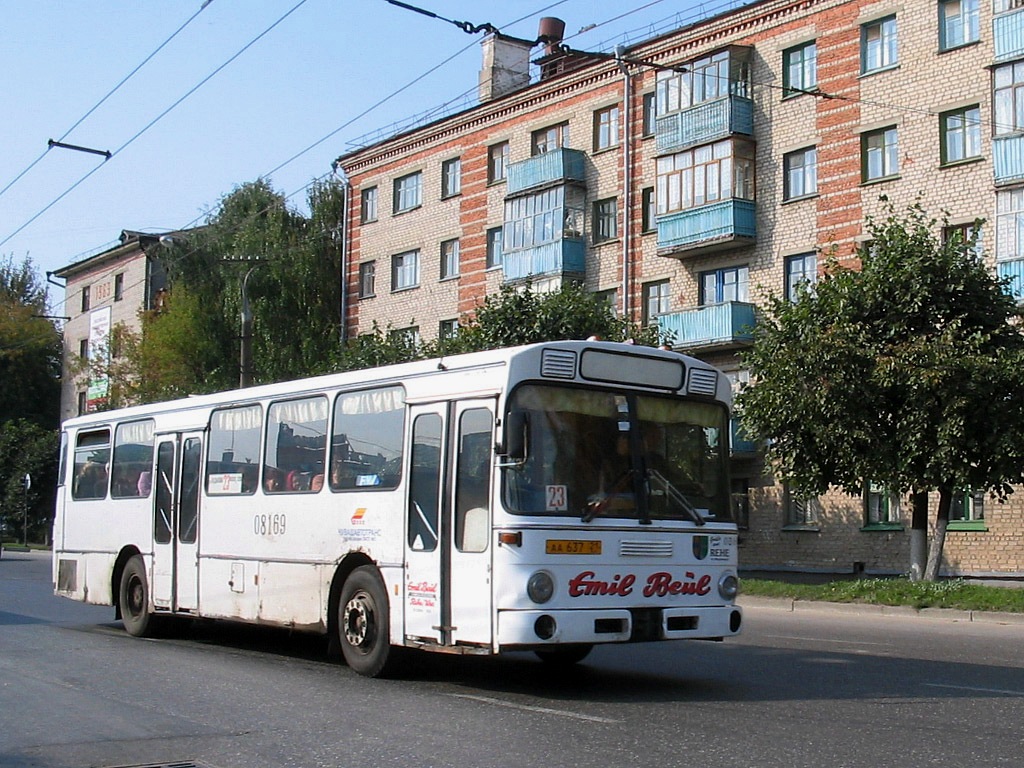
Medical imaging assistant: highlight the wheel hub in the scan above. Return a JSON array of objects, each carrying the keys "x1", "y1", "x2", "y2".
[{"x1": 344, "y1": 592, "x2": 372, "y2": 648}]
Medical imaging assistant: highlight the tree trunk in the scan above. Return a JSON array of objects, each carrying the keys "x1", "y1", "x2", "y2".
[
  {"x1": 924, "y1": 487, "x2": 952, "y2": 581},
  {"x1": 908, "y1": 491, "x2": 929, "y2": 582}
]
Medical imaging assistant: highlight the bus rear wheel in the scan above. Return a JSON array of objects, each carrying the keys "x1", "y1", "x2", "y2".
[
  {"x1": 535, "y1": 644, "x2": 593, "y2": 666},
  {"x1": 119, "y1": 555, "x2": 156, "y2": 638},
  {"x1": 338, "y1": 566, "x2": 393, "y2": 677}
]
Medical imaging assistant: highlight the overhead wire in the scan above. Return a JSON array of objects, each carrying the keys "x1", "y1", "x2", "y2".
[{"x1": 0, "y1": 0, "x2": 216, "y2": 204}]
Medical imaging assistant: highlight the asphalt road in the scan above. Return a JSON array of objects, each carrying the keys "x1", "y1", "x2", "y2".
[{"x1": 2, "y1": 549, "x2": 1022, "y2": 768}]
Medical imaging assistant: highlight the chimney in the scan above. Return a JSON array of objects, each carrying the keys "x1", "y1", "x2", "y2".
[
  {"x1": 479, "y1": 33, "x2": 533, "y2": 102},
  {"x1": 536, "y1": 17, "x2": 574, "y2": 81}
]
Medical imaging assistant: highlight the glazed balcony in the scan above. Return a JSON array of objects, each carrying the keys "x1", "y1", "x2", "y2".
[
  {"x1": 993, "y1": 133, "x2": 1024, "y2": 185},
  {"x1": 998, "y1": 257, "x2": 1024, "y2": 301},
  {"x1": 994, "y1": 3, "x2": 1024, "y2": 61},
  {"x1": 655, "y1": 95, "x2": 754, "y2": 155}
]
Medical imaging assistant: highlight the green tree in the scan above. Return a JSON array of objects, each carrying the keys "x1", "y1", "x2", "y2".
[
  {"x1": 0, "y1": 419, "x2": 57, "y2": 545},
  {"x1": 738, "y1": 200, "x2": 1024, "y2": 580}
]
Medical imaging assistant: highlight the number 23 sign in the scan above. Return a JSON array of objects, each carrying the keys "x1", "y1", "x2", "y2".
[{"x1": 546, "y1": 484, "x2": 568, "y2": 511}]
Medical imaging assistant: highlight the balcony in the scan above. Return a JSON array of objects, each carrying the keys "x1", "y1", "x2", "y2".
[
  {"x1": 503, "y1": 238, "x2": 586, "y2": 283},
  {"x1": 730, "y1": 417, "x2": 758, "y2": 455},
  {"x1": 993, "y1": 134, "x2": 1024, "y2": 185},
  {"x1": 995, "y1": 4, "x2": 1024, "y2": 61},
  {"x1": 655, "y1": 95, "x2": 754, "y2": 155},
  {"x1": 657, "y1": 301, "x2": 756, "y2": 352},
  {"x1": 656, "y1": 199, "x2": 756, "y2": 257},
  {"x1": 998, "y1": 258, "x2": 1024, "y2": 301},
  {"x1": 506, "y1": 148, "x2": 587, "y2": 195}
]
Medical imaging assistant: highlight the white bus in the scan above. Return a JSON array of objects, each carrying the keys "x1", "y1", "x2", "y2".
[{"x1": 53, "y1": 340, "x2": 742, "y2": 676}]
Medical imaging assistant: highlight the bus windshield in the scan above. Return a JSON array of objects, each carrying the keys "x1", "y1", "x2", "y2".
[{"x1": 503, "y1": 384, "x2": 731, "y2": 524}]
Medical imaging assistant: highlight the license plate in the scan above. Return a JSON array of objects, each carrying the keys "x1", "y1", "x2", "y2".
[{"x1": 546, "y1": 539, "x2": 602, "y2": 555}]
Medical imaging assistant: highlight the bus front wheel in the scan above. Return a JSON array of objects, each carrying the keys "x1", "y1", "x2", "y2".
[
  {"x1": 119, "y1": 555, "x2": 155, "y2": 638},
  {"x1": 338, "y1": 566, "x2": 393, "y2": 677}
]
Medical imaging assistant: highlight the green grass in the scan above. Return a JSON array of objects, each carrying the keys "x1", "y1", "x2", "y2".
[{"x1": 741, "y1": 577, "x2": 1024, "y2": 613}]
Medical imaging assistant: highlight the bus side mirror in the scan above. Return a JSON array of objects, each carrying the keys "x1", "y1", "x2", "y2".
[{"x1": 502, "y1": 411, "x2": 528, "y2": 462}]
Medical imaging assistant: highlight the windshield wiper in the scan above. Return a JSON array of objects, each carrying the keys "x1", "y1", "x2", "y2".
[{"x1": 646, "y1": 468, "x2": 706, "y2": 526}]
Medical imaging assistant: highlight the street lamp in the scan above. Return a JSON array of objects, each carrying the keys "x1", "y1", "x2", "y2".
[
  {"x1": 239, "y1": 264, "x2": 265, "y2": 388},
  {"x1": 21, "y1": 473, "x2": 30, "y2": 547}
]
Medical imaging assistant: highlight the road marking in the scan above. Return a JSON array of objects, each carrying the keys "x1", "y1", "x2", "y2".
[
  {"x1": 765, "y1": 634, "x2": 892, "y2": 647},
  {"x1": 926, "y1": 683, "x2": 1024, "y2": 697},
  {"x1": 450, "y1": 694, "x2": 620, "y2": 723}
]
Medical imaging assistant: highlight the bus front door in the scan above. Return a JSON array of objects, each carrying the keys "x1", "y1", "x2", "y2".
[
  {"x1": 151, "y1": 432, "x2": 203, "y2": 613},
  {"x1": 405, "y1": 400, "x2": 494, "y2": 647}
]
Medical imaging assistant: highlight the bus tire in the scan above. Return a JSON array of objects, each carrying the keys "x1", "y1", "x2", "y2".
[
  {"x1": 338, "y1": 566, "x2": 393, "y2": 677},
  {"x1": 535, "y1": 643, "x2": 593, "y2": 666},
  {"x1": 119, "y1": 555, "x2": 155, "y2": 638}
]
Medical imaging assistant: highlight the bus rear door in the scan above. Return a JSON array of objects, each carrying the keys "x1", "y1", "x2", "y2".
[
  {"x1": 152, "y1": 432, "x2": 203, "y2": 613},
  {"x1": 405, "y1": 400, "x2": 494, "y2": 648}
]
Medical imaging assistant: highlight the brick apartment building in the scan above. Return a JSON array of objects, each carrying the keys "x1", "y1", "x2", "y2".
[{"x1": 336, "y1": 0, "x2": 1024, "y2": 578}]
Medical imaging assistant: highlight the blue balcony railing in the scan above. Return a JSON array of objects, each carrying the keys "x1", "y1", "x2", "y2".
[
  {"x1": 656, "y1": 199, "x2": 756, "y2": 256},
  {"x1": 994, "y1": 5, "x2": 1024, "y2": 61},
  {"x1": 993, "y1": 134, "x2": 1024, "y2": 185},
  {"x1": 655, "y1": 95, "x2": 754, "y2": 155},
  {"x1": 656, "y1": 301, "x2": 756, "y2": 351},
  {"x1": 506, "y1": 148, "x2": 587, "y2": 194},
  {"x1": 502, "y1": 238, "x2": 586, "y2": 282}
]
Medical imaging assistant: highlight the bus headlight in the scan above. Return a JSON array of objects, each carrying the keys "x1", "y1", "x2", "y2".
[
  {"x1": 718, "y1": 573, "x2": 739, "y2": 601},
  {"x1": 527, "y1": 571, "x2": 555, "y2": 604}
]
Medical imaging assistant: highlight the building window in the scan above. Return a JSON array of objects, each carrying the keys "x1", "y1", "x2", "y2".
[
  {"x1": 439, "y1": 319, "x2": 459, "y2": 341},
  {"x1": 440, "y1": 239, "x2": 460, "y2": 280},
  {"x1": 593, "y1": 105, "x2": 620, "y2": 151},
  {"x1": 531, "y1": 122, "x2": 569, "y2": 155},
  {"x1": 943, "y1": 222, "x2": 982, "y2": 258},
  {"x1": 996, "y1": 189, "x2": 1024, "y2": 261},
  {"x1": 486, "y1": 226, "x2": 503, "y2": 269},
  {"x1": 701, "y1": 265, "x2": 749, "y2": 304},
  {"x1": 358, "y1": 261, "x2": 376, "y2": 298},
  {"x1": 641, "y1": 187, "x2": 656, "y2": 233},
  {"x1": 391, "y1": 250, "x2": 419, "y2": 291},
  {"x1": 79, "y1": 338, "x2": 89, "y2": 360},
  {"x1": 783, "y1": 41, "x2": 817, "y2": 96},
  {"x1": 785, "y1": 253, "x2": 817, "y2": 301},
  {"x1": 81, "y1": 285, "x2": 91, "y2": 312},
  {"x1": 656, "y1": 139, "x2": 755, "y2": 214},
  {"x1": 862, "y1": 16, "x2": 898, "y2": 74},
  {"x1": 995, "y1": 62, "x2": 1024, "y2": 136},
  {"x1": 393, "y1": 172, "x2": 422, "y2": 214},
  {"x1": 940, "y1": 0, "x2": 979, "y2": 50},
  {"x1": 642, "y1": 280, "x2": 670, "y2": 325},
  {"x1": 642, "y1": 91, "x2": 657, "y2": 136},
  {"x1": 441, "y1": 157, "x2": 461, "y2": 198},
  {"x1": 940, "y1": 106, "x2": 981, "y2": 165},
  {"x1": 503, "y1": 186, "x2": 585, "y2": 252},
  {"x1": 865, "y1": 482, "x2": 900, "y2": 526},
  {"x1": 113, "y1": 273, "x2": 124, "y2": 302},
  {"x1": 784, "y1": 484, "x2": 821, "y2": 528},
  {"x1": 389, "y1": 326, "x2": 420, "y2": 349},
  {"x1": 360, "y1": 186, "x2": 378, "y2": 223},
  {"x1": 596, "y1": 288, "x2": 618, "y2": 316},
  {"x1": 593, "y1": 198, "x2": 618, "y2": 243},
  {"x1": 951, "y1": 489, "x2": 985, "y2": 524},
  {"x1": 655, "y1": 50, "x2": 749, "y2": 113},
  {"x1": 783, "y1": 146, "x2": 817, "y2": 200},
  {"x1": 862, "y1": 126, "x2": 899, "y2": 182},
  {"x1": 488, "y1": 142, "x2": 509, "y2": 183}
]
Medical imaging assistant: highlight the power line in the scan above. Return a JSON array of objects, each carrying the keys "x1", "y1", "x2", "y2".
[{"x1": 0, "y1": 0, "x2": 215, "y2": 204}]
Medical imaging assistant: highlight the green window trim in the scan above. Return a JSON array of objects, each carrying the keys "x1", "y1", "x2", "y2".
[
  {"x1": 947, "y1": 520, "x2": 988, "y2": 532},
  {"x1": 860, "y1": 522, "x2": 904, "y2": 532}
]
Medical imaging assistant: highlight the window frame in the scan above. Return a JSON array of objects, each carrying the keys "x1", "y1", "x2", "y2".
[
  {"x1": 785, "y1": 253, "x2": 818, "y2": 301},
  {"x1": 641, "y1": 187, "x2": 656, "y2": 233},
  {"x1": 81, "y1": 285, "x2": 91, "y2": 313},
  {"x1": 440, "y1": 238, "x2": 460, "y2": 280},
  {"x1": 939, "y1": 0, "x2": 980, "y2": 51},
  {"x1": 114, "y1": 273, "x2": 124, "y2": 302},
  {"x1": 592, "y1": 197, "x2": 618, "y2": 243},
  {"x1": 487, "y1": 141, "x2": 509, "y2": 184},
  {"x1": 642, "y1": 91, "x2": 657, "y2": 137},
  {"x1": 391, "y1": 249, "x2": 420, "y2": 291},
  {"x1": 783, "y1": 40, "x2": 817, "y2": 97},
  {"x1": 531, "y1": 122, "x2": 569, "y2": 156},
  {"x1": 486, "y1": 227, "x2": 503, "y2": 269},
  {"x1": 994, "y1": 61, "x2": 1024, "y2": 136},
  {"x1": 441, "y1": 157, "x2": 461, "y2": 199},
  {"x1": 393, "y1": 172, "x2": 422, "y2": 214},
  {"x1": 593, "y1": 105, "x2": 620, "y2": 151},
  {"x1": 642, "y1": 280, "x2": 671, "y2": 325},
  {"x1": 655, "y1": 138, "x2": 756, "y2": 215},
  {"x1": 863, "y1": 481, "x2": 902, "y2": 528},
  {"x1": 783, "y1": 484, "x2": 821, "y2": 529},
  {"x1": 861, "y1": 15, "x2": 898, "y2": 75},
  {"x1": 940, "y1": 105, "x2": 982, "y2": 165},
  {"x1": 358, "y1": 261, "x2": 376, "y2": 298},
  {"x1": 783, "y1": 146, "x2": 818, "y2": 201},
  {"x1": 861, "y1": 126, "x2": 899, "y2": 182},
  {"x1": 700, "y1": 265, "x2": 750, "y2": 305},
  {"x1": 360, "y1": 186, "x2": 378, "y2": 223}
]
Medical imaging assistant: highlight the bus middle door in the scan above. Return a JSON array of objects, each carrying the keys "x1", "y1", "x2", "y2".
[{"x1": 151, "y1": 432, "x2": 203, "y2": 613}]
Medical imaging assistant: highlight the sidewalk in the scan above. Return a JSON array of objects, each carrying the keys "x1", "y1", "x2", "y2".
[{"x1": 737, "y1": 593, "x2": 1024, "y2": 625}]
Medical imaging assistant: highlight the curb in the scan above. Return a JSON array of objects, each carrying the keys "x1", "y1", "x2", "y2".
[{"x1": 737, "y1": 594, "x2": 1024, "y2": 625}]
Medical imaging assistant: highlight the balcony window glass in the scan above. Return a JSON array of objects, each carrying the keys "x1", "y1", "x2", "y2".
[
  {"x1": 783, "y1": 41, "x2": 817, "y2": 96},
  {"x1": 940, "y1": 0, "x2": 979, "y2": 50},
  {"x1": 700, "y1": 265, "x2": 749, "y2": 304},
  {"x1": 941, "y1": 106, "x2": 981, "y2": 164},
  {"x1": 656, "y1": 139, "x2": 754, "y2": 214},
  {"x1": 503, "y1": 186, "x2": 584, "y2": 252},
  {"x1": 862, "y1": 16, "x2": 898, "y2": 74},
  {"x1": 996, "y1": 189, "x2": 1024, "y2": 261},
  {"x1": 994, "y1": 62, "x2": 1024, "y2": 136},
  {"x1": 783, "y1": 147, "x2": 817, "y2": 200},
  {"x1": 655, "y1": 49, "x2": 750, "y2": 114}
]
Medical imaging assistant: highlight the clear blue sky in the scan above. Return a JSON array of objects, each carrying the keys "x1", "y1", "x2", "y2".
[{"x1": 1, "y1": 0, "x2": 744, "y2": 313}]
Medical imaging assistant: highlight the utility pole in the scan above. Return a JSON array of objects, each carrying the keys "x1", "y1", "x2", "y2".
[
  {"x1": 239, "y1": 263, "x2": 266, "y2": 388},
  {"x1": 21, "y1": 473, "x2": 31, "y2": 547}
]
